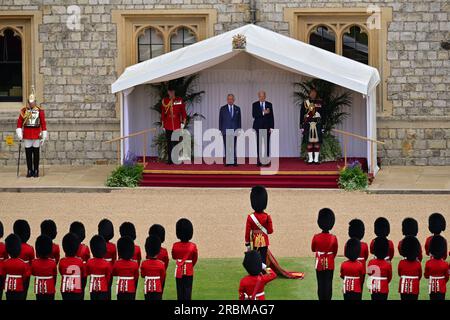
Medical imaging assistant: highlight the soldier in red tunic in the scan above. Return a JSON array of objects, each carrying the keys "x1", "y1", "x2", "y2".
[
  {"x1": 311, "y1": 208, "x2": 338, "y2": 301},
  {"x1": 16, "y1": 88, "x2": 48, "y2": 177},
  {"x1": 112, "y1": 236, "x2": 139, "y2": 300},
  {"x1": 141, "y1": 235, "x2": 166, "y2": 300},
  {"x1": 13, "y1": 219, "x2": 35, "y2": 265},
  {"x1": 119, "y1": 222, "x2": 141, "y2": 265},
  {"x1": 31, "y1": 235, "x2": 57, "y2": 300},
  {"x1": 172, "y1": 218, "x2": 198, "y2": 300},
  {"x1": 340, "y1": 238, "x2": 364, "y2": 300},
  {"x1": 0, "y1": 222, "x2": 7, "y2": 300},
  {"x1": 367, "y1": 237, "x2": 392, "y2": 300},
  {"x1": 398, "y1": 218, "x2": 422, "y2": 261},
  {"x1": 348, "y1": 219, "x2": 368, "y2": 287},
  {"x1": 398, "y1": 236, "x2": 422, "y2": 300},
  {"x1": 424, "y1": 235, "x2": 449, "y2": 300},
  {"x1": 148, "y1": 224, "x2": 169, "y2": 271},
  {"x1": 70, "y1": 221, "x2": 91, "y2": 263},
  {"x1": 369, "y1": 217, "x2": 394, "y2": 261},
  {"x1": 59, "y1": 233, "x2": 85, "y2": 300},
  {"x1": 2, "y1": 234, "x2": 31, "y2": 300},
  {"x1": 40, "y1": 219, "x2": 60, "y2": 263},
  {"x1": 98, "y1": 219, "x2": 116, "y2": 299},
  {"x1": 239, "y1": 250, "x2": 277, "y2": 300},
  {"x1": 425, "y1": 213, "x2": 447, "y2": 260},
  {"x1": 86, "y1": 235, "x2": 112, "y2": 301},
  {"x1": 161, "y1": 86, "x2": 187, "y2": 164},
  {"x1": 244, "y1": 186, "x2": 273, "y2": 269}
]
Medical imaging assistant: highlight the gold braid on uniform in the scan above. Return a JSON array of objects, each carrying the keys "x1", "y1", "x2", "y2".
[
  {"x1": 162, "y1": 98, "x2": 173, "y2": 115},
  {"x1": 21, "y1": 105, "x2": 41, "y2": 122}
]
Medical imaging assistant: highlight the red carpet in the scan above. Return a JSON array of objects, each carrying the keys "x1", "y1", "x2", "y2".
[{"x1": 139, "y1": 157, "x2": 367, "y2": 188}]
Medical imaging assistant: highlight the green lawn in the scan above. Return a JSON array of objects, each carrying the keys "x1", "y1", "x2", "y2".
[{"x1": 25, "y1": 257, "x2": 446, "y2": 300}]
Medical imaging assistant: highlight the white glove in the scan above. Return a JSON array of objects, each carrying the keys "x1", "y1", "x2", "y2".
[
  {"x1": 314, "y1": 111, "x2": 321, "y2": 118},
  {"x1": 40, "y1": 130, "x2": 48, "y2": 144},
  {"x1": 181, "y1": 123, "x2": 185, "y2": 129},
  {"x1": 161, "y1": 125, "x2": 165, "y2": 132},
  {"x1": 16, "y1": 128, "x2": 23, "y2": 141}
]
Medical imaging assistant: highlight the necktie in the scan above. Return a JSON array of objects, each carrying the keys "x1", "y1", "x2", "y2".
[
  {"x1": 229, "y1": 105, "x2": 233, "y2": 118},
  {"x1": 261, "y1": 102, "x2": 264, "y2": 111}
]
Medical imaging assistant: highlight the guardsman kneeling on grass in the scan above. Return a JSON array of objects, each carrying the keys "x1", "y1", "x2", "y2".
[
  {"x1": 141, "y1": 235, "x2": 166, "y2": 301},
  {"x1": 172, "y1": 218, "x2": 198, "y2": 301},
  {"x1": 424, "y1": 235, "x2": 449, "y2": 300},
  {"x1": 239, "y1": 250, "x2": 276, "y2": 300},
  {"x1": 311, "y1": 208, "x2": 338, "y2": 301},
  {"x1": 31, "y1": 235, "x2": 57, "y2": 300}
]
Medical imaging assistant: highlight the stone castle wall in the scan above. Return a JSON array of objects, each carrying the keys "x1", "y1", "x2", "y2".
[{"x1": 0, "y1": 0, "x2": 448, "y2": 165}]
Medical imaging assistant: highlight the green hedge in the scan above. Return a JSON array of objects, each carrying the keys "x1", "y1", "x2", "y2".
[{"x1": 105, "y1": 164, "x2": 144, "y2": 187}]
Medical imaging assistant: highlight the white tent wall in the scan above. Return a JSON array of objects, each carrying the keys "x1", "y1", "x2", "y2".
[{"x1": 123, "y1": 53, "x2": 367, "y2": 159}]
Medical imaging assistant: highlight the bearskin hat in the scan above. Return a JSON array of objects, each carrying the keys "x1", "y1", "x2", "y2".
[
  {"x1": 119, "y1": 222, "x2": 136, "y2": 240},
  {"x1": 250, "y1": 185, "x2": 268, "y2": 213},
  {"x1": 348, "y1": 219, "x2": 365, "y2": 240},
  {"x1": 145, "y1": 235, "x2": 161, "y2": 258},
  {"x1": 40, "y1": 219, "x2": 57, "y2": 240},
  {"x1": 0, "y1": 221, "x2": 3, "y2": 239},
  {"x1": 98, "y1": 219, "x2": 114, "y2": 242},
  {"x1": 117, "y1": 236, "x2": 134, "y2": 260},
  {"x1": 13, "y1": 219, "x2": 31, "y2": 243},
  {"x1": 69, "y1": 221, "x2": 86, "y2": 242},
  {"x1": 373, "y1": 236, "x2": 389, "y2": 260},
  {"x1": 36, "y1": 235, "x2": 53, "y2": 259},
  {"x1": 243, "y1": 250, "x2": 263, "y2": 276},
  {"x1": 400, "y1": 235, "x2": 420, "y2": 261},
  {"x1": 429, "y1": 235, "x2": 446, "y2": 260},
  {"x1": 402, "y1": 217, "x2": 418, "y2": 237},
  {"x1": 176, "y1": 218, "x2": 193, "y2": 242},
  {"x1": 90, "y1": 235, "x2": 107, "y2": 259},
  {"x1": 428, "y1": 213, "x2": 446, "y2": 234},
  {"x1": 345, "y1": 238, "x2": 361, "y2": 261},
  {"x1": 5, "y1": 233, "x2": 21, "y2": 258},
  {"x1": 317, "y1": 208, "x2": 335, "y2": 232},
  {"x1": 374, "y1": 217, "x2": 390, "y2": 238},
  {"x1": 62, "y1": 232, "x2": 81, "y2": 257},
  {"x1": 148, "y1": 224, "x2": 166, "y2": 244}
]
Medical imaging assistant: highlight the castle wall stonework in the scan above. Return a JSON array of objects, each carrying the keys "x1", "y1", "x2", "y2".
[{"x1": 0, "y1": 0, "x2": 448, "y2": 165}]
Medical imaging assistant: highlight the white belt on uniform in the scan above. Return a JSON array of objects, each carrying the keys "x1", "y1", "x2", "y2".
[
  {"x1": 5, "y1": 275, "x2": 22, "y2": 292},
  {"x1": 343, "y1": 276, "x2": 360, "y2": 293},
  {"x1": 429, "y1": 276, "x2": 445, "y2": 293},
  {"x1": 315, "y1": 252, "x2": 333, "y2": 269},
  {"x1": 244, "y1": 291, "x2": 265, "y2": 300},
  {"x1": 105, "y1": 258, "x2": 112, "y2": 262},
  {"x1": 145, "y1": 276, "x2": 161, "y2": 280},
  {"x1": 35, "y1": 276, "x2": 53, "y2": 280},
  {"x1": 117, "y1": 276, "x2": 134, "y2": 280}
]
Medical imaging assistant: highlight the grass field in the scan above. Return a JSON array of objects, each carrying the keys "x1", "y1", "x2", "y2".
[{"x1": 23, "y1": 257, "x2": 447, "y2": 300}]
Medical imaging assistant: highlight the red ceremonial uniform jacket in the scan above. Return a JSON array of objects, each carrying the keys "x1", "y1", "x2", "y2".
[
  {"x1": 398, "y1": 239, "x2": 423, "y2": 262},
  {"x1": 370, "y1": 238, "x2": 395, "y2": 261},
  {"x1": 86, "y1": 258, "x2": 112, "y2": 293},
  {"x1": 161, "y1": 97, "x2": 187, "y2": 131},
  {"x1": 239, "y1": 269, "x2": 277, "y2": 300},
  {"x1": 50, "y1": 243, "x2": 60, "y2": 264},
  {"x1": 398, "y1": 259, "x2": 422, "y2": 295},
  {"x1": 172, "y1": 241, "x2": 198, "y2": 278},
  {"x1": 245, "y1": 212, "x2": 273, "y2": 248},
  {"x1": 17, "y1": 106, "x2": 47, "y2": 140},
  {"x1": 147, "y1": 247, "x2": 169, "y2": 271},
  {"x1": 0, "y1": 242, "x2": 7, "y2": 283},
  {"x1": 141, "y1": 258, "x2": 166, "y2": 294},
  {"x1": 132, "y1": 245, "x2": 142, "y2": 265},
  {"x1": 340, "y1": 260, "x2": 365, "y2": 293},
  {"x1": 424, "y1": 258, "x2": 449, "y2": 294},
  {"x1": 76, "y1": 243, "x2": 91, "y2": 263},
  {"x1": 31, "y1": 258, "x2": 57, "y2": 295},
  {"x1": 105, "y1": 242, "x2": 117, "y2": 266},
  {"x1": 344, "y1": 241, "x2": 369, "y2": 273},
  {"x1": 367, "y1": 258, "x2": 392, "y2": 294},
  {"x1": 112, "y1": 259, "x2": 139, "y2": 294},
  {"x1": 58, "y1": 256, "x2": 86, "y2": 293},
  {"x1": 425, "y1": 236, "x2": 448, "y2": 260},
  {"x1": 19, "y1": 243, "x2": 35, "y2": 265},
  {"x1": 1, "y1": 258, "x2": 31, "y2": 292},
  {"x1": 311, "y1": 232, "x2": 338, "y2": 271}
]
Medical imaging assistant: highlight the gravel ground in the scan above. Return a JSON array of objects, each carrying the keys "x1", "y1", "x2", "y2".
[{"x1": 0, "y1": 189, "x2": 448, "y2": 258}]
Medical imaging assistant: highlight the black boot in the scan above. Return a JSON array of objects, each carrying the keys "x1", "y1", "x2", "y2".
[
  {"x1": 33, "y1": 147, "x2": 40, "y2": 177},
  {"x1": 25, "y1": 147, "x2": 34, "y2": 178}
]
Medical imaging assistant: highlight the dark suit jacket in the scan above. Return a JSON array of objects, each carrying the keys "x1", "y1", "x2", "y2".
[
  {"x1": 252, "y1": 101, "x2": 274, "y2": 130},
  {"x1": 219, "y1": 104, "x2": 242, "y2": 135}
]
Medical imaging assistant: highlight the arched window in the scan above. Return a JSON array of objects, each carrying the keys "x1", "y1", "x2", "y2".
[
  {"x1": 137, "y1": 27, "x2": 164, "y2": 62},
  {"x1": 170, "y1": 27, "x2": 197, "y2": 51},
  {"x1": 342, "y1": 25, "x2": 368, "y2": 64},
  {"x1": 309, "y1": 25, "x2": 336, "y2": 53},
  {"x1": 0, "y1": 28, "x2": 22, "y2": 102}
]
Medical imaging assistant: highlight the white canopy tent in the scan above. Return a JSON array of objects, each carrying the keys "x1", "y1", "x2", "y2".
[{"x1": 111, "y1": 24, "x2": 381, "y2": 173}]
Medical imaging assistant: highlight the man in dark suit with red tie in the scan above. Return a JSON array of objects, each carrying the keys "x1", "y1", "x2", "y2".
[{"x1": 252, "y1": 91, "x2": 274, "y2": 166}]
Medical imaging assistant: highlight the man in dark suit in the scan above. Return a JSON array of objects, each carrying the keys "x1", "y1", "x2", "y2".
[
  {"x1": 219, "y1": 94, "x2": 241, "y2": 166},
  {"x1": 252, "y1": 91, "x2": 274, "y2": 166}
]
